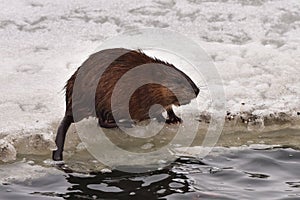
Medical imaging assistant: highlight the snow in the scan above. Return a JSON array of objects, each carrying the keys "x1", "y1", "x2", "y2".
[{"x1": 0, "y1": 160, "x2": 64, "y2": 186}]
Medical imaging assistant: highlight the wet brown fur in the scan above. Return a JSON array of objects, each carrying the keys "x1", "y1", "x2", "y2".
[
  {"x1": 52, "y1": 48, "x2": 199, "y2": 161},
  {"x1": 65, "y1": 48, "x2": 199, "y2": 124}
]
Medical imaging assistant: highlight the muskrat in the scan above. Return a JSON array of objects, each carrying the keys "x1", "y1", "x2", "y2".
[{"x1": 53, "y1": 48, "x2": 199, "y2": 161}]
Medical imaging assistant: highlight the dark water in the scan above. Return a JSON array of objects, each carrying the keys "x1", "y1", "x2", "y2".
[{"x1": 1, "y1": 147, "x2": 300, "y2": 200}]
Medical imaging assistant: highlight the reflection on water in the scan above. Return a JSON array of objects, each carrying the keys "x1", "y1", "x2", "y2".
[{"x1": 1, "y1": 147, "x2": 300, "y2": 200}]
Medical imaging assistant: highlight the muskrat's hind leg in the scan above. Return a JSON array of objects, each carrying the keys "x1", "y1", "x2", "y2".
[
  {"x1": 166, "y1": 108, "x2": 182, "y2": 124},
  {"x1": 98, "y1": 117, "x2": 118, "y2": 128},
  {"x1": 53, "y1": 115, "x2": 74, "y2": 161}
]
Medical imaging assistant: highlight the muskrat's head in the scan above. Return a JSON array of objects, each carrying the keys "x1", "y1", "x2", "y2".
[{"x1": 153, "y1": 62, "x2": 200, "y2": 107}]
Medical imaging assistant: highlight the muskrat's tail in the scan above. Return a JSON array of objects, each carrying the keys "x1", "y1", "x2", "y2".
[{"x1": 52, "y1": 115, "x2": 74, "y2": 161}]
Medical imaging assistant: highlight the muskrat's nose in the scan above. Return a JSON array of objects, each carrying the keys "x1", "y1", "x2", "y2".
[{"x1": 194, "y1": 87, "x2": 200, "y2": 96}]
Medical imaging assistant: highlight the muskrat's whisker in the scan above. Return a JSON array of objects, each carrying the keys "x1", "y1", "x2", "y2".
[
  {"x1": 198, "y1": 90, "x2": 210, "y2": 94},
  {"x1": 197, "y1": 93, "x2": 211, "y2": 98}
]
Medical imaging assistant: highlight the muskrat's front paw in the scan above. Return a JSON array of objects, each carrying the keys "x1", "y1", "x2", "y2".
[{"x1": 166, "y1": 116, "x2": 182, "y2": 124}]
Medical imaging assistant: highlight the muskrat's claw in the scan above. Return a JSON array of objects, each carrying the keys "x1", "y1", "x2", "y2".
[
  {"x1": 98, "y1": 118, "x2": 118, "y2": 128},
  {"x1": 166, "y1": 108, "x2": 182, "y2": 124},
  {"x1": 166, "y1": 115, "x2": 182, "y2": 124}
]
